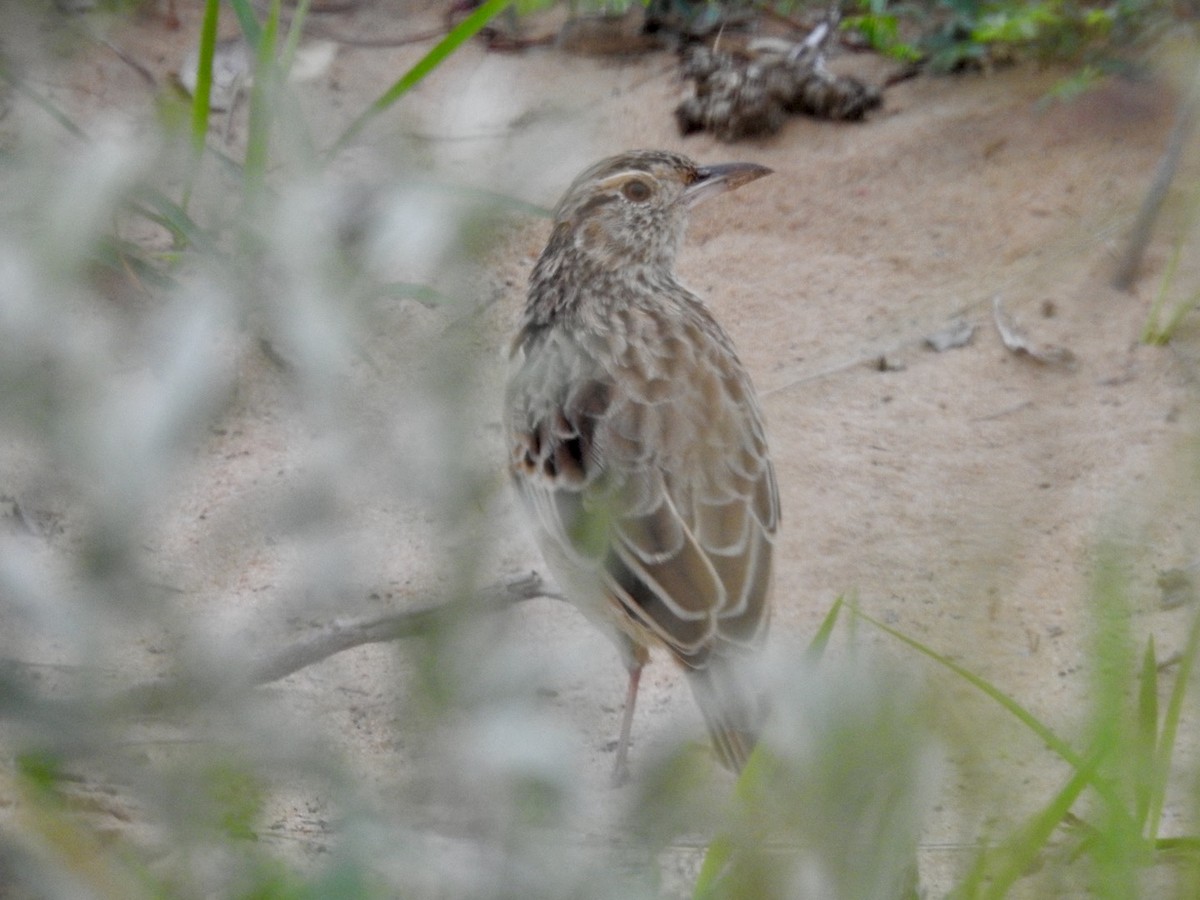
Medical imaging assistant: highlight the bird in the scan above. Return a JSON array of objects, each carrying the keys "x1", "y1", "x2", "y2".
[{"x1": 504, "y1": 150, "x2": 779, "y2": 783}]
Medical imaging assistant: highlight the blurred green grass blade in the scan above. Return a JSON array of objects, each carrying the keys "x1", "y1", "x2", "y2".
[
  {"x1": 693, "y1": 832, "x2": 735, "y2": 899},
  {"x1": 16, "y1": 750, "x2": 68, "y2": 799},
  {"x1": 245, "y1": 0, "x2": 282, "y2": 197},
  {"x1": 190, "y1": 0, "x2": 220, "y2": 157},
  {"x1": 807, "y1": 595, "x2": 844, "y2": 660},
  {"x1": 92, "y1": 236, "x2": 181, "y2": 291},
  {"x1": 1160, "y1": 287, "x2": 1200, "y2": 342},
  {"x1": 380, "y1": 283, "x2": 453, "y2": 308},
  {"x1": 1137, "y1": 637, "x2": 1158, "y2": 756},
  {"x1": 1146, "y1": 606, "x2": 1200, "y2": 843},
  {"x1": 280, "y1": 0, "x2": 313, "y2": 74},
  {"x1": 1156, "y1": 835, "x2": 1200, "y2": 856},
  {"x1": 858, "y1": 607, "x2": 1139, "y2": 835},
  {"x1": 853, "y1": 608, "x2": 1083, "y2": 769},
  {"x1": 956, "y1": 746, "x2": 1103, "y2": 899},
  {"x1": 693, "y1": 747, "x2": 779, "y2": 898},
  {"x1": 0, "y1": 63, "x2": 87, "y2": 141},
  {"x1": 228, "y1": 0, "x2": 264, "y2": 47},
  {"x1": 328, "y1": 0, "x2": 513, "y2": 156},
  {"x1": 1141, "y1": 230, "x2": 1185, "y2": 344},
  {"x1": 128, "y1": 186, "x2": 214, "y2": 253},
  {"x1": 1134, "y1": 636, "x2": 1158, "y2": 827},
  {"x1": 694, "y1": 598, "x2": 843, "y2": 898},
  {"x1": 1141, "y1": 160, "x2": 1200, "y2": 343}
]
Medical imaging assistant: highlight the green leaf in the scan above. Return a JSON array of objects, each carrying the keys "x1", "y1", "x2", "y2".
[
  {"x1": 854, "y1": 606, "x2": 1136, "y2": 832},
  {"x1": 843, "y1": 12, "x2": 922, "y2": 61},
  {"x1": 0, "y1": 61, "x2": 88, "y2": 141},
  {"x1": 190, "y1": 0, "x2": 221, "y2": 157},
  {"x1": 807, "y1": 595, "x2": 844, "y2": 660},
  {"x1": 91, "y1": 235, "x2": 181, "y2": 291},
  {"x1": 327, "y1": 0, "x2": 513, "y2": 157},
  {"x1": 228, "y1": 0, "x2": 264, "y2": 47},
  {"x1": 693, "y1": 596, "x2": 851, "y2": 899},
  {"x1": 853, "y1": 607, "x2": 1082, "y2": 768},
  {"x1": 1145, "y1": 606, "x2": 1200, "y2": 843},
  {"x1": 207, "y1": 762, "x2": 263, "y2": 842},
  {"x1": 280, "y1": 0, "x2": 314, "y2": 75},
  {"x1": 128, "y1": 185, "x2": 215, "y2": 253},
  {"x1": 693, "y1": 832, "x2": 736, "y2": 899},
  {"x1": 16, "y1": 750, "x2": 67, "y2": 800},
  {"x1": 1134, "y1": 636, "x2": 1158, "y2": 826},
  {"x1": 244, "y1": 0, "x2": 282, "y2": 198},
  {"x1": 955, "y1": 744, "x2": 1105, "y2": 898}
]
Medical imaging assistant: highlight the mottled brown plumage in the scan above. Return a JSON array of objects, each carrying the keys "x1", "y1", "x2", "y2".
[{"x1": 505, "y1": 150, "x2": 778, "y2": 781}]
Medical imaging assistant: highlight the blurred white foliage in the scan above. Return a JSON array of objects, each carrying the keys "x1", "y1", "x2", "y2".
[
  {"x1": 44, "y1": 125, "x2": 145, "y2": 270},
  {"x1": 760, "y1": 646, "x2": 943, "y2": 900},
  {"x1": 246, "y1": 180, "x2": 360, "y2": 393},
  {"x1": 364, "y1": 184, "x2": 462, "y2": 291},
  {"x1": 81, "y1": 284, "x2": 235, "y2": 514},
  {"x1": 469, "y1": 705, "x2": 578, "y2": 785},
  {"x1": 0, "y1": 526, "x2": 77, "y2": 649}
]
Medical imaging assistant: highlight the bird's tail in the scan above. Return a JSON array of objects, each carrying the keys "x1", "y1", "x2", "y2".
[{"x1": 685, "y1": 652, "x2": 768, "y2": 772}]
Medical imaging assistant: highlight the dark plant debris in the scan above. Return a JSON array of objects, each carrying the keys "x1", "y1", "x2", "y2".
[{"x1": 674, "y1": 15, "x2": 882, "y2": 141}]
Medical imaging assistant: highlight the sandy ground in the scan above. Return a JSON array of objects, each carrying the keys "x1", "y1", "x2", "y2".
[{"x1": 4, "y1": 2, "x2": 1200, "y2": 896}]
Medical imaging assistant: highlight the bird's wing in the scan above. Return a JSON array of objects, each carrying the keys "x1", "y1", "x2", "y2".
[{"x1": 506, "y1": 307, "x2": 777, "y2": 667}]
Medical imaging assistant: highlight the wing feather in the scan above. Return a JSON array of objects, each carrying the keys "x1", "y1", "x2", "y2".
[{"x1": 505, "y1": 307, "x2": 777, "y2": 666}]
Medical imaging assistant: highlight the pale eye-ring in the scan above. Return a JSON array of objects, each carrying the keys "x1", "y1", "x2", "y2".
[{"x1": 622, "y1": 179, "x2": 652, "y2": 202}]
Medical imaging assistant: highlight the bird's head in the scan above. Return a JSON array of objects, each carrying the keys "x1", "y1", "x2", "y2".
[{"x1": 550, "y1": 150, "x2": 771, "y2": 271}]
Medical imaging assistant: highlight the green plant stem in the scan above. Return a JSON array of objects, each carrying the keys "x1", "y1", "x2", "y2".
[
  {"x1": 1160, "y1": 288, "x2": 1200, "y2": 341},
  {"x1": 853, "y1": 607, "x2": 1082, "y2": 768},
  {"x1": 1120, "y1": 58, "x2": 1200, "y2": 292},
  {"x1": 1145, "y1": 605, "x2": 1200, "y2": 844},
  {"x1": 1143, "y1": 224, "x2": 1187, "y2": 344},
  {"x1": 244, "y1": 0, "x2": 281, "y2": 203},
  {"x1": 326, "y1": 0, "x2": 512, "y2": 158},
  {"x1": 280, "y1": 0, "x2": 314, "y2": 74},
  {"x1": 228, "y1": 0, "x2": 264, "y2": 47},
  {"x1": 1134, "y1": 637, "x2": 1158, "y2": 828},
  {"x1": 854, "y1": 606, "x2": 1136, "y2": 829},
  {"x1": 1142, "y1": 173, "x2": 1200, "y2": 344},
  {"x1": 0, "y1": 62, "x2": 88, "y2": 141},
  {"x1": 807, "y1": 595, "x2": 844, "y2": 659},
  {"x1": 128, "y1": 186, "x2": 214, "y2": 253},
  {"x1": 190, "y1": 0, "x2": 220, "y2": 158},
  {"x1": 956, "y1": 745, "x2": 1105, "y2": 899},
  {"x1": 183, "y1": 0, "x2": 222, "y2": 214},
  {"x1": 692, "y1": 597, "x2": 843, "y2": 899}
]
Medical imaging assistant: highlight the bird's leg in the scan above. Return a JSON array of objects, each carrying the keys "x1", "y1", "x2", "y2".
[{"x1": 611, "y1": 660, "x2": 643, "y2": 786}]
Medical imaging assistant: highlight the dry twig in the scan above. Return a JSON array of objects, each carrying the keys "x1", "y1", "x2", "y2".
[
  {"x1": 118, "y1": 572, "x2": 556, "y2": 714},
  {"x1": 1113, "y1": 59, "x2": 1200, "y2": 290}
]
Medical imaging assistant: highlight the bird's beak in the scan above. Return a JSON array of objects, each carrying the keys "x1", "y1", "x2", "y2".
[{"x1": 685, "y1": 162, "x2": 773, "y2": 208}]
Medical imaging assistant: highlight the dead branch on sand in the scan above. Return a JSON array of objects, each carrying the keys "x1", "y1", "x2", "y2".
[
  {"x1": 1113, "y1": 59, "x2": 1200, "y2": 291},
  {"x1": 117, "y1": 572, "x2": 557, "y2": 714}
]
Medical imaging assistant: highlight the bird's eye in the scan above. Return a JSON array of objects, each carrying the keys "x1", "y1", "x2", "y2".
[{"x1": 622, "y1": 179, "x2": 652, "y2": 202}]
